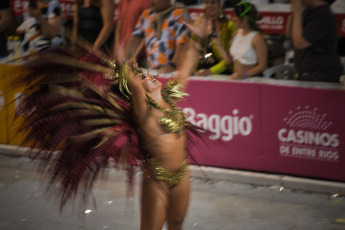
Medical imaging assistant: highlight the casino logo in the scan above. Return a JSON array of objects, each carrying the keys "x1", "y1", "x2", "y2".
[{"x1": 278, "y1": 106, "x2": 340, "y2": 161}]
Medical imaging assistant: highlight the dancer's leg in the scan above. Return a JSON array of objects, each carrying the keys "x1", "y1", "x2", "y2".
[
  {"x1": 140, "y1": 174, "x2": 169, "y2": 230},
  {"x1": 166, "y1": 170, "x2": 190, "y2": 230}
]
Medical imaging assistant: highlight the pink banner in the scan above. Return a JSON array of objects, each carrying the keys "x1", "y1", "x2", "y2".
[
  {"x1": 179, "y1": 79, "x2": 263, "y2": 170},
  {"x1": 260, "y1": 85, "x2": 345, "y2": 182},
  {"x1": 160, "y1": 78, "x2": 345, "y2": 182}
]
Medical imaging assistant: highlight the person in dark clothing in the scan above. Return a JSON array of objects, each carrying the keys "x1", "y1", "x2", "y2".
[
  {"x1": 286, "y1": 0, "x2": 343, "y2": 82},
  {"x1": 71, "y1": 0, "x2": 114, "y2": 51},
  {"x1": 0, "y1": 0, "x2": 12, "y2": 57}
]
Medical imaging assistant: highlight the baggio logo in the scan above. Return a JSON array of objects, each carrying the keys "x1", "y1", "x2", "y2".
[
  {"x1": 183, "y1": 107, "x2": 254, "y2": 141},
  {"x1": 278, "y1": 106, "x2": 340, "y2": 161}
]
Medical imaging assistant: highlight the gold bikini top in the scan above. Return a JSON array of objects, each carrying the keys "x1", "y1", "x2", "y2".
[{"x1": 146, "y1": 78, "x2": 188, "y2": 135}]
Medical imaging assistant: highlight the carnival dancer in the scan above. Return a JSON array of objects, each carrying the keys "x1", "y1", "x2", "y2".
[
  {"x1": 127, "y1": 58, "x2": 195, "y2": 230},
  {"x1": 9, "y1": 18, "x2": 207, "y2": 230}
]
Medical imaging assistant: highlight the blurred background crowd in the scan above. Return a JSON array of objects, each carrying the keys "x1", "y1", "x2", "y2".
[{"x1": 1, "y1": 0, "x2": 344, "y2": 82}]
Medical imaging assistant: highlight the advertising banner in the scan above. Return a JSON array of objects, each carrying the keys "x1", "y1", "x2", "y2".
[
  {"x1": 260, "y1": 85, "x2": 345, "y2": 181},
  {"x1": 180, "y1": 79, "x2": 263, "y2": 171},
  {"x1": 0, "y1": 66, "x2": 8, "y2": 144},
  {"x1": 1, "y1": 64, "x2": 27, "y2": 146},
  {"x1": 5, "y1": 87, "x2": 26, "y2": 146}
]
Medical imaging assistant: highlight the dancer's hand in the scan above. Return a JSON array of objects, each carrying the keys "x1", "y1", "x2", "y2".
[{"x1": 184, "y1": 17, "x2": 208, "y2": 38}]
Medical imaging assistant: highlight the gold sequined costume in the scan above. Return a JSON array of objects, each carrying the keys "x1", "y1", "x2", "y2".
[
  {"x1": 144, "y1": 158, "x2": 189, "y2": 187},
  {"x1": 142, "y1": 78, "x2": 193, "y2": 186}
]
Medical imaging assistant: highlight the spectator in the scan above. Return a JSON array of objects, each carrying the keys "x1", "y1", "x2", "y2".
[
  {"x1": 16, "y1": 16, "x2": 40, "y2": 54},
  {"x1": 0, "y1": 0, "x2": 14, "y2": 57},
  {"x1": 17, "y1": 0, "x2": 64, "y2": 53},
  {"x1": 215, "y1": 0, "x2": 267, "y2": 79},
  {"x1": 286, "y1": 0, "x2": 343, "y2": 82},
  {"x1": 113, "y1": 0, "x2": 151, "y2": 55},
  {"x1": 193, "y1": 0, "x2": 237, "y2": 76},
  {"x1": 125, "y1": 0, "x2": 190, "y2": 73},
  {"x1": 71, "y1": 0, "x2": 114, "y2": 52}
]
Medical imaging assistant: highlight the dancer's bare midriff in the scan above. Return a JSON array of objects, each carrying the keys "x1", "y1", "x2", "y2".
[{"x1": 139, "y1": 108, "x2": 188, "y2": 172}]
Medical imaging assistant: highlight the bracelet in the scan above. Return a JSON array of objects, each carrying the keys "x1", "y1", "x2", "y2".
[
  {"x1": 243, "y1": 72, "x2": 248, "y2": 78},
  {"x1": 191, "y1": 34, "x2": 206, "y2": 44}
]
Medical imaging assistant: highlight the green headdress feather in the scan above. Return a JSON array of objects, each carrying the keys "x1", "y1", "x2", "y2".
[{"x1": 237, "y1": 0, "x2": 252, "y2": 17}]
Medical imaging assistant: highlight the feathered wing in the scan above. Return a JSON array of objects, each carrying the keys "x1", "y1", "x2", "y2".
[
  {"x1": 13, "y1": 49, "x2": 146, "y2": 211},
  {"x1": 10, "y1": 48, "x2": 206, "y2": 212}
]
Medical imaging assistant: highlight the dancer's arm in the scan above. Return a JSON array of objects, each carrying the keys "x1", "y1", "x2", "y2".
[
  {"x1": 114, "y1": 18, "x2": 123, "y2": 53},
  {"x1": 177, "y1": 20, "x2": 208, "y2": 88},
  {"x1": 125, "y1": 36, "x2": 144, "y2": 62},
  {"x1": 177, "y1": 43, "x2": 198, "y2": 89}
]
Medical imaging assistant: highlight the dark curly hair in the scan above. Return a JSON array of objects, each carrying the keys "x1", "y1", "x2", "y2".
[{"x1": 234, "y1": 1, "x2": 262, "y2": 31}]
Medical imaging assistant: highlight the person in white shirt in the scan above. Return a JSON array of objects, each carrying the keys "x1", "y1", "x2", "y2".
[{"x1": 214, "y1": 0, "x2": 267, "y2": 79}]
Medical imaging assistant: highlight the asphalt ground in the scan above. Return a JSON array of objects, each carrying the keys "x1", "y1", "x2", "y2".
[
  {"x1": 1, "y1": 144, "x2": 345, "y2": 230},
  {"x1": 1, "y1": 144, "x2": 345, "y2": 196}
]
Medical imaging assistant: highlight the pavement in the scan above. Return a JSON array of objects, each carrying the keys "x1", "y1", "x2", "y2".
[
  {"x1": 1, "y1": 143, "x2": 345, "y2": 230},
  {"x1": 1, "y1": 143, "x2": 345, "y2": 196}
]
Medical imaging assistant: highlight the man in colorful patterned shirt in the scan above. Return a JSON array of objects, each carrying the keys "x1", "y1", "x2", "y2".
[{"x1": 126, "y1": 0, "x2": 190, "y2": 73}]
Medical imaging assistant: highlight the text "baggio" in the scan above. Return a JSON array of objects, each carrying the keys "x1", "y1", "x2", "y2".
[{"x1": 183, "y1": 108, "x2": 253, "y2": 141}]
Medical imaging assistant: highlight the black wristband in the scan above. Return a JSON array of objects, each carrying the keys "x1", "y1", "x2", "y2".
[{"x1": 169, "y1": 62, "x2": 177, "y2": 69}]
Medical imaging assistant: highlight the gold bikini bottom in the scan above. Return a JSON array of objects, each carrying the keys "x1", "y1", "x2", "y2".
[{"x1": 144, "y1": 157, "x2": 188, "y2": 187}]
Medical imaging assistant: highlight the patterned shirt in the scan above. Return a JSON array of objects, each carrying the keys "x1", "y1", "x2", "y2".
[{"x1": 132, "y1": 6, "x2": 190, "y2": 69}]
